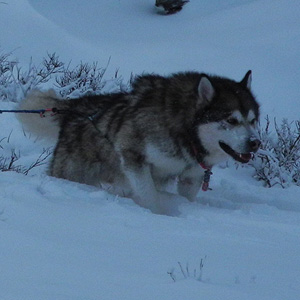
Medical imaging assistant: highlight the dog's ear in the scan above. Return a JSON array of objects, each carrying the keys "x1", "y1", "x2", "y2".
[
  {"x1": 240, "y1": 70, "x2": 252, "y2": 89},
  {"x1": 198, "y1": 76, "x2": 215, "y2": 103}
]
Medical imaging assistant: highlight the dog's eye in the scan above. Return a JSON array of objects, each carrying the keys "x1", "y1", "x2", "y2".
[
  {"x1": 250, "y1": 119, "x2": 256, "y2": 126},
  {"x1": 227, "y1": 118, "x2": 239, "y2": 126}
]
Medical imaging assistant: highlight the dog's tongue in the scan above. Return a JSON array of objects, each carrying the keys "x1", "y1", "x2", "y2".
[{"x1": 219, "y1": 142, "x2": 253, "y2": 164}]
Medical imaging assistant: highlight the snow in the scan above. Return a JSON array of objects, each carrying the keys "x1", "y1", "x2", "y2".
[{"x1": 0, "y1": 0, "x2": 300, "y2": 299}]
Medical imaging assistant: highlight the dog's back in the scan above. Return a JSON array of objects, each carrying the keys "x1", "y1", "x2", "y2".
[{"x1": 18, "y1": 90, "x2": 131, "y2": 139}]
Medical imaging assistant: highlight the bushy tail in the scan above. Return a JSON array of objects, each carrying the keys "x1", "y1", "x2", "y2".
[{"x1": 17, "y1": 89, "x2": 63, "y2": 140}]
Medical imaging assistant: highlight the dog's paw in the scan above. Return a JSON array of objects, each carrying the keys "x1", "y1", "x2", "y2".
[{"x1": 154, "y1": 192, "x2": 188, "y2": 216}]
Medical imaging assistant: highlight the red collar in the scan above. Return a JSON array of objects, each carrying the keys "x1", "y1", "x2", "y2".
[{"x1": 191, "y1": 142, "x2": 213, "y2": 191}]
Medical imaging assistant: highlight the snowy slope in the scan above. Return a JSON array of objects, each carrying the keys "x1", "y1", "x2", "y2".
[
  {"x1": 0, "y1": 1, "x2": 300, "y2": 300},
  {"x1": 2, "y1": 0, "x2": 300, "y2": 118}
]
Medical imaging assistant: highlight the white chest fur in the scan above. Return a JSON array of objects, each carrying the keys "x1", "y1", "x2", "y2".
[{"x1": 146, "y1": 144, "x2": 187, "y2": 177}]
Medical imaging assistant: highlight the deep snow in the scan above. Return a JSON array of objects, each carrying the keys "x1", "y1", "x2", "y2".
[{"x1": 0, "y1": 1, "x2": 300, "y2": 299}]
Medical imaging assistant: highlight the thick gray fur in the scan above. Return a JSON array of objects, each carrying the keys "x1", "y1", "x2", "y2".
[{"x1": 18, "y1": 71, "x2": 260, "y2": 214}]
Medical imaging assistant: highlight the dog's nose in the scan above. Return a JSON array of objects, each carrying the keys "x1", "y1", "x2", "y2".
[{"x1": 249, "y1": 139, "x2": 261, "y2": 152}]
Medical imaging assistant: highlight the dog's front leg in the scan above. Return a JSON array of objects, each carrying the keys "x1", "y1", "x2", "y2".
[
  {"x1": 178, "y1": 166, "x2": 204, "y2": 201},
  {"x1": 125, "y1": 166, "x2": 185, "y2": 215},
  {"x1": 119, "y1": 148, "x2": 162, "y2": 213},
  {"x1": 120, "y1": 149, "x2": 187, "y2": 215},
  {"x1": 124, "y1": 164, "x2": 165, "y2": 213}
]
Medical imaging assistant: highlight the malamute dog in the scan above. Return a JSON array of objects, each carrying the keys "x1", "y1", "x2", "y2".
[{"x1": 18, "y1": 71, "x2": 260, "y2": 214}]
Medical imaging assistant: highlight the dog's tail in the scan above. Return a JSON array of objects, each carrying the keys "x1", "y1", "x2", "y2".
[{"x1": 17, "y1": 89, "x2": 63, "y2": 140}]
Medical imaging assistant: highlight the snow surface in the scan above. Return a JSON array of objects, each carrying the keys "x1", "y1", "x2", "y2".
[{"x1": 0, "y1": 1, "x2": 300, "y2": 299}]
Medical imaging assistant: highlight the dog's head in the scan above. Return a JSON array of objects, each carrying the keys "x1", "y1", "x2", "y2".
[{"x1": 195, "y1": 71, "x2": 260, "y2": 166}]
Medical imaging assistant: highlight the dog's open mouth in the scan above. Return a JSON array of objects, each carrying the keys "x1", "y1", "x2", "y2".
[{"x1": 219, "y1": 141, "x2": 253, "y2": 163}]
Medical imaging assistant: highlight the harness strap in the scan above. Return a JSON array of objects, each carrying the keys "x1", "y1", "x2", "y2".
[{"x1": 0, "y1": 107, "x2": 114, "y2": 146}]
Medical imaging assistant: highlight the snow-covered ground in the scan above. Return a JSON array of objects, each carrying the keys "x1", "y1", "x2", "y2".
[{"x1": 0, "y1": 1, "x2": 300, "y2": 299}]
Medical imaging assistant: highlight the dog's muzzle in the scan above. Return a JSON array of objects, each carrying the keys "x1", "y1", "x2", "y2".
[{"x1": 219, "y1": 139, "x2": 261, "y2": 163}]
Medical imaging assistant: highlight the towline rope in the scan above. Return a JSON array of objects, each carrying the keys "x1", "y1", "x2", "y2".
[
  {"x1": 0, "y1": 108, "x2": 57, "y2": 117},
  {"x1": 0, "y1": 107, "x2": 91, "y2": 119}
]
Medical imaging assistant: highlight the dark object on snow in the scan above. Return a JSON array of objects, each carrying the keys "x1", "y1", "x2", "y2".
[{"x1": 155, "y1": 0, "x2": 189, "y2": 15}]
